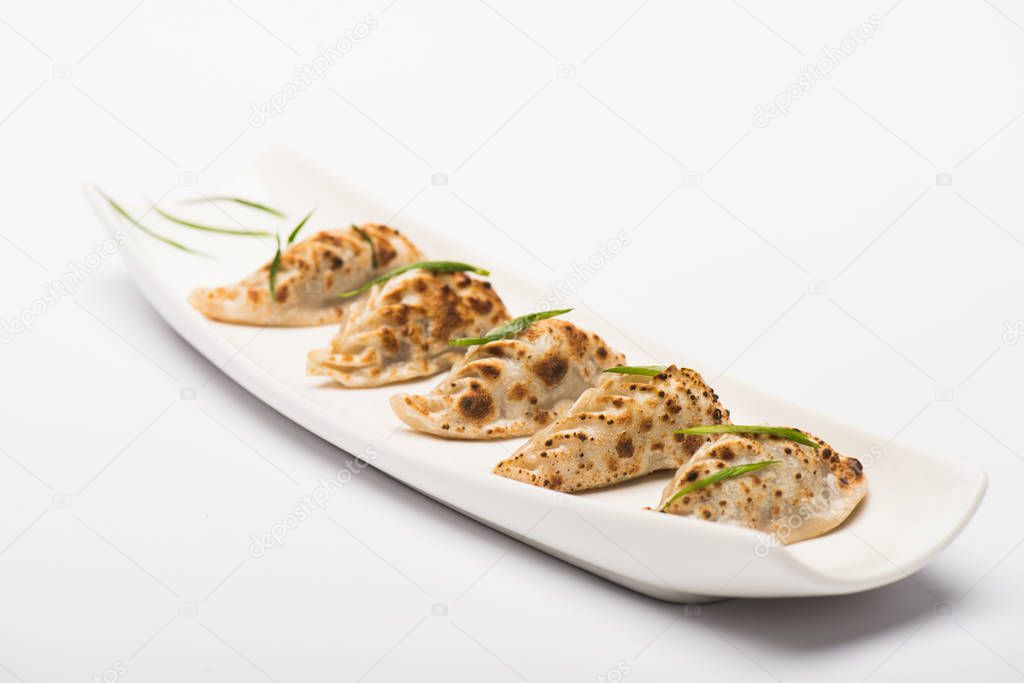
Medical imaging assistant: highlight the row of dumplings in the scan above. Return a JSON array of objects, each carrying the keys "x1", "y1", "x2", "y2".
[{"x1": 190, "y1": 224, "x2": 867, "y2": 544}]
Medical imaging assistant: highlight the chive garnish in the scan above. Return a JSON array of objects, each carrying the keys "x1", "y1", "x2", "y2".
[
  {"x1": 181, "y1": 195, "x2": 285, "y2": 217},
  {"x1": 660, "y1": 460, "x2": 779, "y2": 511},
  {"x1": 604, "y1": 365, "x2": 668, "y2": 376},
  {"x1": 352, "y1": 224, "x2": 378, "y2": 268},
  {"x1": 153, "y1": 207, "x2": 273, "y2": 237},
  {"x1": 269, "y1": 235, "x2": 283, "y2": 300},
  {"x1": 338, "y1": 261, "x2": 490, "y2": 298},
  {"x1": 269, "y1": 210, "x2": 315, "y2": 299},
  {"x1": 672, "y1": 425, "x2": 820, "y2": 448},
  {"x1": 449, "y1": 309, "x2": 573, "y2": 347},
  {"x1": 97, "y1": 188, "x2": 206, "y2": 255},
  {"x1": 287, "y1": 210, "x2": 314, "y2": 245}
]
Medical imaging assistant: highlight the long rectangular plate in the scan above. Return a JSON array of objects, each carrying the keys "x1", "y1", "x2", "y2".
[{"x1": 93, "y1": 149, "x2": 986, "y2": 602}]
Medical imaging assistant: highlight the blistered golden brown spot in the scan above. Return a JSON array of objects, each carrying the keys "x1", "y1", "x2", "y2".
[
  {"x1": 431, "y1": 288, "x2": 467, "y2": 341},
  {"x1": 484, "y1": 345, "x2": 506, "y2": 358},
  {"x1": 616, "y1": 436, "x2": 634, "y2": 458},
  {"x1": 533, "y1": 355, "x2": 568, "y2": 386},
  {"x1": 458, "y1": 391, "x2": 494, "y2": 421},
  {"x1": 507, "y1": 382, "x2": 527, "y2": 401},
  {"x1": 468, "y1": 297, "x2": 493, "y2": 314},
  {"x1": 478, "y1": 363, "x2": 501, "y2": 379},
  {"x1": 849, "y1": 458, "x2": 864, "y2": 477},
  {"x1": 375, "y1": 235, "x2": 398, "y2": 266},
  {"x1": 381, "y1": 304, "x2": 411, "y2": 326},
  {"x1": 683, "y1": 434, "x2": 704, "y2": 453},
  {"x1": 564, "y1": 324, "x2": 589, "y2": 358},
  {"x1": 315, "y1": 232, "x2": 344, "y2": 247},
  {"x1": 379, "y1": 328, "x2": 399, "y2": 354}
]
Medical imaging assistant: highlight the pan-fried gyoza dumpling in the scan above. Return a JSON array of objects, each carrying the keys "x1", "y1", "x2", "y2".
[
  {"x1": 493, "y1": 366, "x2": 730, "y2": 492},
  {"x1": 389, "y1": 319, "x2": 625, "y2": 439},
  {"x1": 189, "y1": 224, "x2": 423, "y2": 326},
  {"x1": 657, "y1": 432, "x2": 867, "y2": 543},
  {"x1": 307, "y1": 269, "x2": 508, "y2": 387}
]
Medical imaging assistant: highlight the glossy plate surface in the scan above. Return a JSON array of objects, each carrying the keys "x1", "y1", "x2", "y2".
[{"x1": 94, "y1": 149, "x2": 986, "y2": 602}]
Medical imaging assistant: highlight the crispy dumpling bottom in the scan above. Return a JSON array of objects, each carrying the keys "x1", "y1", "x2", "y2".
[
  {"x1": 658, "y1": 432, "x2": 866, "y2": 543},
  {"x1": 390, "y1": 319, "x2": 625, "y2": 439},
  {"x1": 308, "y1": 269, "x2": 508, "y2": 387},
  {"x1": 493, "y1": 365, "x2": 731, "y2": 492},
  {"x1": 189, "y1": 224, "x2": 422, "y2": 326}
]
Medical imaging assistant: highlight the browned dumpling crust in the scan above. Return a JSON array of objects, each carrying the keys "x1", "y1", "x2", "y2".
[
  {"x1": 658, "y1": 433, "x2": 867, "y2": 543},
  {"x1": 493, "y1": 366, "x2": 731, "y2": 492},
  {"x1": 307, "y1": 269, "x2": 508, "y2": 387},
  {"x1": 188, "y1": 224, "x2": 423, "y2": 326},
  {"x1": 389, "y1": 319, "x2": 625, "y2": 439}
]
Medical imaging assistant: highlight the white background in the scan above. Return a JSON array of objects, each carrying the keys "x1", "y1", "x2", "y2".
[{"x1": 2, "y1": 1, "x2": 1023, "y2": 681}]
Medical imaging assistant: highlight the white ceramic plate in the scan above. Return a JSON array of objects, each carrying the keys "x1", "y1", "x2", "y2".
[{"x1": 94, "y1": 149, "x2": 987, "y2": 602}]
